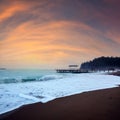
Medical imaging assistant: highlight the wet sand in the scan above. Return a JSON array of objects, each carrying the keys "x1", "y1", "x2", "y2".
[{"x1": 0, "y1": 87, "x2": 120, "y2": 120}]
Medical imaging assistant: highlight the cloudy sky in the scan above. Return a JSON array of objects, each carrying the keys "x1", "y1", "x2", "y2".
[{"x1": 0, "y1": 0, "x2": 120, "y2": 69}]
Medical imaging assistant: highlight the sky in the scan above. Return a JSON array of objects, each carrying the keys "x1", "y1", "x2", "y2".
[{"x1": 0, "y1": 0, "x2": 120, "y2": 69}]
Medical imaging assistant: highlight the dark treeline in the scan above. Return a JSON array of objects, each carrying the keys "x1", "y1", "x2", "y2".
[{"x1": 80, "y1": 56, "x2": 120, "y2": 71}]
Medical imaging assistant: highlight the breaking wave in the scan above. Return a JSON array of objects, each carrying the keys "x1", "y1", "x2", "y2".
[{"x1": 0, "y1": 74, "x2": 63, "y2": 84}]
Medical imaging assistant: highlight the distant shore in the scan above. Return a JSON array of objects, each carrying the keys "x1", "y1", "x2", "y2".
[{"x1": 1, "y1": 87, "x2": 120, "y2": 120}]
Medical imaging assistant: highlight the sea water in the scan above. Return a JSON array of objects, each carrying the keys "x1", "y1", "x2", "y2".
[
  {"x1": 0, "y1": 69, "x2": 120, "y2": 114},
  {"x1": 0, "y1": 69, "x2": 63, "y2": 84}
]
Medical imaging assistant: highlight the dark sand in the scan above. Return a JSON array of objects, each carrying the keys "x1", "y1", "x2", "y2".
[{"x1": 0, "y1": 87, "x2": 120, "y2": 120}]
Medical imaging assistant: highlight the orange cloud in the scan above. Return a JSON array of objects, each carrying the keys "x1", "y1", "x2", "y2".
[
  {"x1": 0, "y1": 19, "x2": 110, "y2": 69},
  {"x1": 106, "y1": 31, "x2": 120, "y2": 45},
  {"x1": 0, "y1": 3, "x2": 28, "y2": 23},
  {"x1": 0, "y1": 0, "x2": 120, "y2": 69},
  {"x1": 0, "y1": 2, "x2": 120, "y2": 70}
]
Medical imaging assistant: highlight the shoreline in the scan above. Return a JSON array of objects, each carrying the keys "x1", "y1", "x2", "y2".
[
  {"x1": 1, "y1": 72, "x2": 120, "y2": 115},
  {"x1": 1, "y1": 87, "x2": 120, "y2": 120}
]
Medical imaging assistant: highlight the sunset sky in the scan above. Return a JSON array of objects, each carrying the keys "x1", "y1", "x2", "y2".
[{"x1": 0, "y1": 0, "x2": 120, "y2": 69}]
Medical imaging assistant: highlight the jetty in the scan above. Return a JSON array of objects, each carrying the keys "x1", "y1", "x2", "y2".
[
  {"x1": 56, "y1": 69, "x2": 88, "y2": 73},
  {"x1": 56, "y1": 65, "x2": 88, "y2": 73}
]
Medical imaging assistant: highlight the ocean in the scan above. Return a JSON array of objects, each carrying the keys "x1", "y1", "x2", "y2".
[
  {"x1": 0, "y1": 69, "x2": 120, "y2": 114},
  {"x1": 0, "y1": 69, "x2": 63, "y2": 84}
]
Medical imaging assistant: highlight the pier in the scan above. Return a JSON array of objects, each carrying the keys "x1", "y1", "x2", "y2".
[
  {"x1": 56, "y1": 69, "x2": 88, "y2": 73},
  {"x1": 56, "y1": 65, "x2": 88, "y2": 73}
]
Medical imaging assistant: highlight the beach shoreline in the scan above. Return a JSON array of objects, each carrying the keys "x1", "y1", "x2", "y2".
[{"x1": 1, "y1": 87, "x2": 120, "y2": 120}]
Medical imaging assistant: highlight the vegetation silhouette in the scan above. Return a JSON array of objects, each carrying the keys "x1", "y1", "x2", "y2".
[{"x1": 80, "y1": 56, "x2": 120, "y2": 71}]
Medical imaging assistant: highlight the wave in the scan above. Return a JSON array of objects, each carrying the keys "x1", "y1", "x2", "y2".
[
  {"x1": 0, "y1": 78, "x2": 19, "y2": 84},
  {"x1": 0, "y1": 74, "x2": 63, "y2": 84},
  {"x1": 39, "y1": 75, "x2": 63, "y2": 81},
  {"x1": 21, "y1": 78, "x2": 37, "y2": 82}
]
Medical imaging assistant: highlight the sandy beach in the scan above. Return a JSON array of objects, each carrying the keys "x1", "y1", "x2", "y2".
[{"x1": 0, "y1": 87, "x2": 120, "y2": 120}]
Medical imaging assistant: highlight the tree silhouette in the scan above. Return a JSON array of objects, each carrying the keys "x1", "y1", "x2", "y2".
[{"x1": 80, "y1": 56, "x2": 120, "y2": 71}]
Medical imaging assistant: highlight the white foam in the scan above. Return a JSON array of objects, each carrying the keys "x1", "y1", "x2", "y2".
[
  {"x1": 19, "y1": 93, "x2": 40, "y2": 102},
  {"x1": 0, "y1": 73, "x2": 120, "y2": 114}
]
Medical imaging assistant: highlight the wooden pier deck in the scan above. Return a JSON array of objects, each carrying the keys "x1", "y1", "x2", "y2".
[{"x1": 56, "y1": 69, "x2": 88, "y2": 73}]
